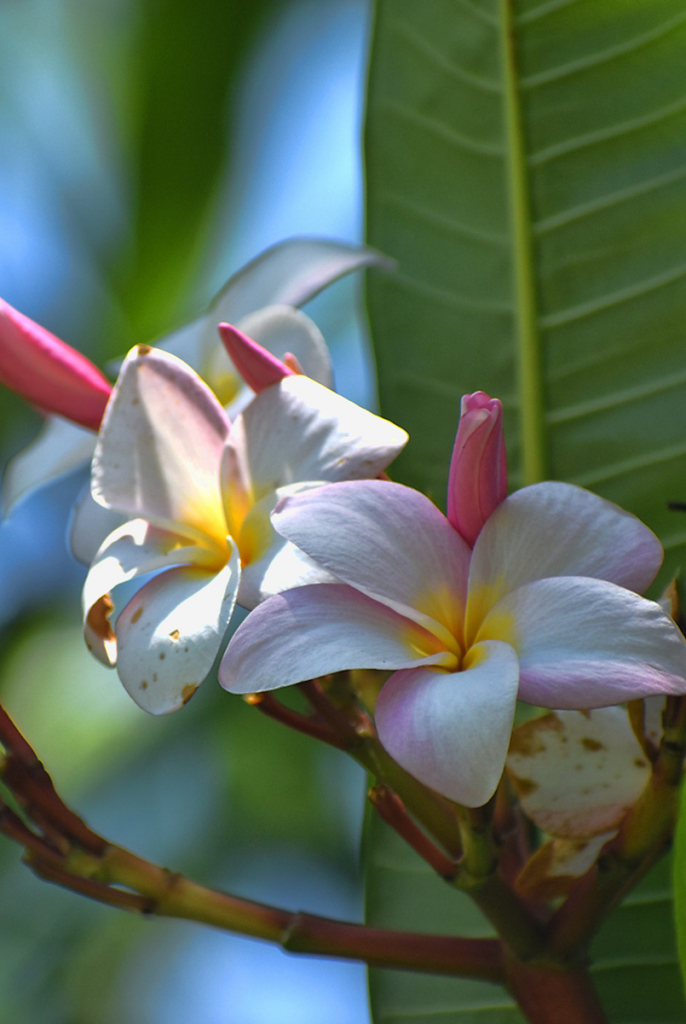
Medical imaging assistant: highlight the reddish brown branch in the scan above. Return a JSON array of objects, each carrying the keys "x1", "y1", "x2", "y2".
[
  {"x1": 369, "y1": 785, "x2": 455, "y2": 879},
  {"x1": 0, "y1": 801, "x2": 62, "y2": 862},
  {"x1": 0, "y1": 701, "x2": 505, "y2": 983},
  {"x1": 285, "y1": 913, "x2": 504, "y2": 980},
  {"x1": 506, "y1": 958, "x2": 608, "y2": 1024},
  {"x1": 28, "y1": 856, "x2": 152, "y2": 913},
  {"x1": 245, "y1": 692, "x2": 345, "y2": 748},
  {"x1": 0, "y1": 709, "x2": 105, "y2": 854},
  {"x1": 299, "y1": 679, "x2": 363, "y2": 744}
]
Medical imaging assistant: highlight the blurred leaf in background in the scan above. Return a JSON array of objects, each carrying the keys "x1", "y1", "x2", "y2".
[{"x1": 0, "y1": 0, "x2": 374, "y2": 1020}]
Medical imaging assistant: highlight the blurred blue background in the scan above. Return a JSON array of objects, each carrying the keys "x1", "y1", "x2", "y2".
[{"x1": 0, "y1": 1, "x2": 377, "y2": 1019}]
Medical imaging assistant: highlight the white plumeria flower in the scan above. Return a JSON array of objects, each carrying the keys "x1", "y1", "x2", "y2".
[
  {"x1": 219, "y1": 478, "x2": 686, "y2": 807},
  {"x1": 2, "y1": 237, "x2": 384, "y2": 523},
  {"x1": 82, "y1": 345, "x2": 407, "y2": 715}
]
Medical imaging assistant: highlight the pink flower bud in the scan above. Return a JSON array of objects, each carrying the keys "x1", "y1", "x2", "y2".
[
  {"x1": 0, "y1": 298, "x2": 112, "y2": 430},
  {"x1": 447, "y1": 391, "x2": 507, "y2": 547},
  {"x1": 218, "y1": 322, "x2": 296, "y2": 393}
]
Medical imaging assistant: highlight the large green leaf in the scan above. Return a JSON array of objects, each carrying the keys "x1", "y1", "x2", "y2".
[
  {"x1": 366, "y1": 0, "x2": 686, "y2": 576},
  {"x1": 364, "y1": 0, "x2": 686, "y2": 1018}
]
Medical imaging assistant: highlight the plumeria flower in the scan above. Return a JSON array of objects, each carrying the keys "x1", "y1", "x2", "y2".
[
  {"x1": 506, "y1": 703, "x2": 661, "y2": 900},
  {"x1": 219, "y1": 393, "x2": 686, "y2": 808},
  {"x1": 1, "y1": 237, "x2": 385, "y2": 518},
  {"x1": 81, "y1": 342, "x2": 407, "y2": 715}
]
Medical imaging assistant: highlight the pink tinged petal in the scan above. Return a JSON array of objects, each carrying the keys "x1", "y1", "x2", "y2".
[
  {"x1": 92, "y1": 347, "x2": 230, "y2": 549},
  {"x1": 479, "y1": 576, "x2": 686, "y2": 708},
  {"x1": 466, "y1": 481, "x2": 663, "y2": 640},
  {"x1": 506, "y1": 708, "x2": 650, "y2": 838},
  {"x1": 447, "y1": 392, "x2": 507, "y2": 547},
  {"x1": 231, "y1": 375, "x2": 408, "y2": 498},
  {"x1": 116, "y1": 549, "x2": 240, "y2": 714},
  {"x1": 375, "y1": 640, "x2": 519, "y2": 807},
  {"x1": 2, "y1": 416, "x2": 96, "y2": 515},
  {"x1": 219, "y1": 583, "x2": 456, "y2": 695},
  {"x1": 0, "y1": 298, "x2": 112, "y2": 429},
  {"x1": 82, "y1": 518, "x2": 215, "y2": 666},
  {"x1": 218, "y1": 322, "x2": 294, "y2": 392},
  {"x1": 273, "y1": 480, "x2": 470, "y2": 646}
]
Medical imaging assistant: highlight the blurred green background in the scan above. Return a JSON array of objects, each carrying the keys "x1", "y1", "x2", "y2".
[{"x1": 0, "y1": 1, "x2": 376, "y2": 1020}]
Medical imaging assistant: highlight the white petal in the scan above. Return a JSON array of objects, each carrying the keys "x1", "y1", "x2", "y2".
[
  {"x1": 479, "y1": 576, "x2": 686, "y2": 707},
  {"x1": 219, "y1": 584, "x2": 455, "y2": 695},
  {"x1": 155, "y1": 314, "x2": 207, "y2": 368},
  {"x1": 82, "y1": 519, "x2": 213, "y2": 665},
  {"x1": 231, "y1": 375, "x2": 407, "y2": 500},
  {"x1": 375, "y1": 641, "x2": 519, "y2": 807},
  {"x1": 235, "y1": 490, "x2": 338, "y2": 608},
  {"x1": 92, "y1": 347, "x2": 229, "y2": 548},
  {"x1": 69, "y1": 483, "x2": 126, "y2": 565},
  {"x1": 466, "y1": 482, "x2": 663, "y2": 640},
  {"x1": 208, "y1": 238, "x2": 389, "y2": 324},
  {"x1": 507, "y1": 708, "x2": 650, "y2": 837},
  {"x1": 116, "y1": 549, "x2": 240, "y2": 714},
  {"x1": 238, "y1": 535, "x2": 336, "y2": 608},
  {"x1": 273, "y1": 480, "x2": 470, "y2": 645},
  {"x1": 2, "y1": 416, "x2": 96, "y2": 515}
]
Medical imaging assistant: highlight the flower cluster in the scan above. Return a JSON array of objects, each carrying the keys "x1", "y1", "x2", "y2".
[{"x1": 3, "y1": 264, "x2": 686, "y2": 811}]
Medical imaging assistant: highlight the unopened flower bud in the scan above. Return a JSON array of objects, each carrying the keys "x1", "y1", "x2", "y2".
[
  {"x1": 0, "y1": 298, "x2": 111, "y2": 430},
  {"x1": 447, "y1": 391, "x2": 507, "y2": 546},
  {"x1": 218, "y1": 322, "x2": 295, "y2": 393}
]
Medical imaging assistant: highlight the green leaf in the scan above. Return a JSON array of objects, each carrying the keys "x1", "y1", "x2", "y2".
[
  {"x1": 673, "y1": 776, "x2": 686, "y2": 1001},
  {"x1": 366, "y1": 813, "x2": 524, "y2": 1023},
  {"x1": 365, "y1": 0, "x2": 686, "y2": 584},
  {"x1": 364, "y1": 0, "x2": 686, "y2": 1017}
]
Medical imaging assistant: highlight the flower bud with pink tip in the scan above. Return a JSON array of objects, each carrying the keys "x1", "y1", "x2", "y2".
[
  {"x1": 218, "y1": 322, "x2": 296, "y2": 393},
  {"x1": 0, "y1": 298, "x2": 112, "y2": 430},
  {"x1": 447, "y1": 391, "x2": 507, "y2": 547}
]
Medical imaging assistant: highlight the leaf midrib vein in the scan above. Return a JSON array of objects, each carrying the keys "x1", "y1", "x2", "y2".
[{"x1": 501, "y1": 0, "x2": 547, "y2": 484}]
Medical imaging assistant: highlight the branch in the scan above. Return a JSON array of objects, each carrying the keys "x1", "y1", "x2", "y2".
[
  {"x1": 0, "y1": 702, "x2": 504, "y2": 983},
  {"x1": 368, "y1": 784, "x2": 456, "y2": 879}
]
